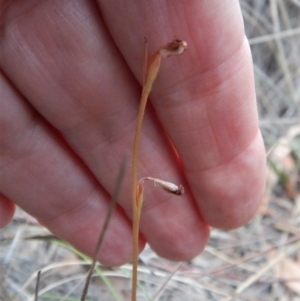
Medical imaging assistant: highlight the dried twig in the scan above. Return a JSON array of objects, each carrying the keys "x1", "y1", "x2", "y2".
[{"x1": 80, "y1": 158, "x2": 127, "y2": 301}]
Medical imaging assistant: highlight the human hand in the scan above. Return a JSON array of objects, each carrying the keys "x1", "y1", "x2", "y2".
[{"x1": 0, "y1": 0, "x2": 266, "y2": 266}]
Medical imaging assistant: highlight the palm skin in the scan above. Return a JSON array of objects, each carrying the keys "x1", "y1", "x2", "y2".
[{"x1": 0, "y1": 0, "x2": 266, "y2": 266}]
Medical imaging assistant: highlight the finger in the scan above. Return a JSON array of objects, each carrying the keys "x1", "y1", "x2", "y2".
[
  {"x1": 0, "y1": 0, "x2": 210, "y2": 261},
  {"x1": 98, "y1": 0, "x2": 266, "y2": 228},
  {"x1": 0, "y1": 194, "x2": 15, "y2": 228},
  {"x1": 0, "y1": 70, "x2": 137, "y2": 266}
]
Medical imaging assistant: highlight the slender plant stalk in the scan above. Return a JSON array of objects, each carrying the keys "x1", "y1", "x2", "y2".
[
  {"x1": 131, "y1": 38, "x2": 187, "y2": 301},
  {"x1": 81, "y1": 158, "x2": 126, "y2": 301}
]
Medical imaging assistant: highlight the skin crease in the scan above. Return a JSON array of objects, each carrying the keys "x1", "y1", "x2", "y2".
[{"x1": 0, "y1": 0, "x2": 266, "y2": 265}]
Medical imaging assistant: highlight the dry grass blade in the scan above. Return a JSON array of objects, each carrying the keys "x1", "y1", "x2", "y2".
[
  {"x1": 152, "y1": 263, "x2": 182, "y2": 300},
  {"x1": 220, "y1": 241, "x2": 300, "y2": 301},
  {"x1": 34, "y1": 270, "x2": 41, "y2": 301},
  {"x1": 248, "y1": 26, "x2": 300, "y2": 45},
  {"x1": 270, "y1": 0, "x2": 297, "y2": 105},
  {"x1": 80, "y1": 158, "x2": 127, "y2": 301}
]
